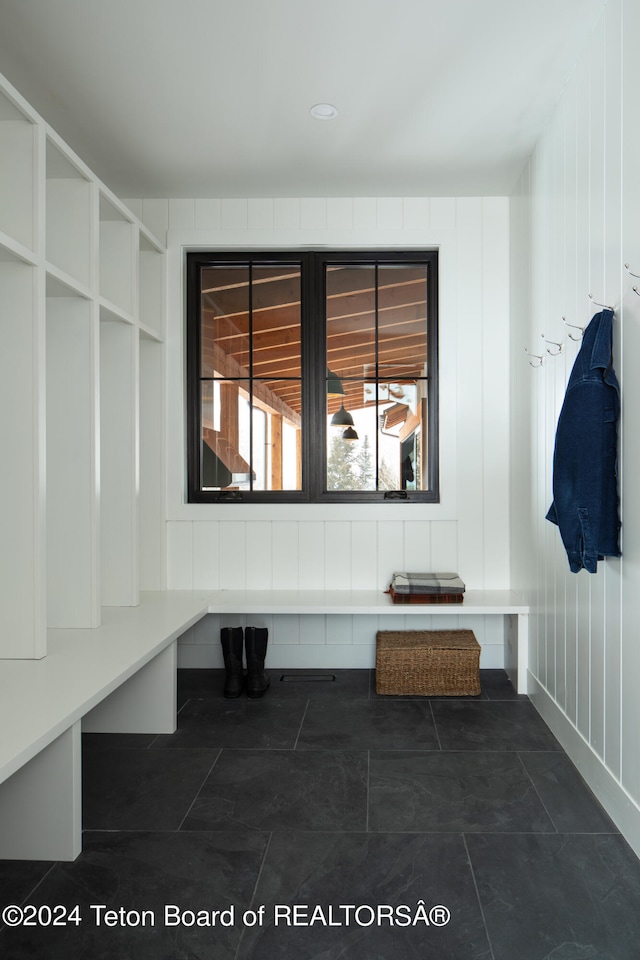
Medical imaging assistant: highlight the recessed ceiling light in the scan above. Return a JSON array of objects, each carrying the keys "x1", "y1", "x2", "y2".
[{"x1": 310, "y1": 103, "x2": 338, "y2": 121}]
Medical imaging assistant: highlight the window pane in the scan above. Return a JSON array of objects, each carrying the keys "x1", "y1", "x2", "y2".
[
  {"x1": 377, "y1": 264, "x2": 428, "y2": 380},
  {"x1": 201, "y1": 378, "x2": 252, "y2": 490},
  {"x1": 379, "y1": 386, "x2": 427, "y2": 491},
  {"x1": 327, "y1": 404, "x2": 378, "y2": 492},
  {"x1": 200, "y1": 378, "x2": 302, "y2": 491},
  {"x1": 251, "y1": 265, "x2": 301, "y2": 379},
  {"x1": 254, "y1": 380, "x2": 302, "y2": 491},
  {"x1": 326, "y1": 265, "x2": 375, "y2": 380},
  {"x1": 200, "y1": 266, "x2": 250, "y2": 376}
]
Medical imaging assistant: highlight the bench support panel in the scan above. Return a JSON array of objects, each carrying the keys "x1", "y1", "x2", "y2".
[
  {"x1": 504, "y1": 612, "x2": 529, "y2": 694},
  {"x1": 0, "y1": 722, "x2": 82, "y2": 861},
  {"x1": 83, "y1": 642, "x2": 177, "y2": 734}
]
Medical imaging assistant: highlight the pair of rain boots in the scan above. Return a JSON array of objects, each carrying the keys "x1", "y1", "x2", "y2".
[{"x1": 220, "y1": 626, "x2": 270, "y2": 699}]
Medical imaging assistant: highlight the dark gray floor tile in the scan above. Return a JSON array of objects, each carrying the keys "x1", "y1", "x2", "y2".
[
  {"x1": 82, "y1": 732, "x2": 158, "y2": 751},
  {"x1": 432, "y1": 700, "x2": 562, "y2": 751},
  {"x1": 177, "y1": 667, "x2": 221, "y2": 704},
  {"x1": 520, "y1": 751, "x2": 619, "y2": 834},
  {"x1": 480, "y1": 669, "x2": 528, "y2": 700},
  {"x1": 236, "y1": 831, "x2": 491, "y2": 959},
  {"x1": 369, "y1": 751, "x2": 555, "y2": 833},
  {"x1": 0, "y1": 830, "x2": 268, "y2": 960},
  {"x1": 296, "y1": 698, "x2": 440, "y2": 750},
  {"x1": 467, "y1": 833, "x2": 640, "y2": 960},
  {"x1": 0, "y1": 861, "x2": 54, "y2": 931},
  {"x1": 82, "y1": 746, "x2": 219, "y2": 830},
  {"x1": 182, "y1": 749, "x2": 368, "y2": 833},
  {"x1": 152, "y1": 697, "x2": 307, "y2": 749}
]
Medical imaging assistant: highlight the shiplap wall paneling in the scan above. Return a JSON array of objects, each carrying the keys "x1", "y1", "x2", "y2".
[
  {"x1": 245, "y1": 522, "x2": 273, "y2": 590},
  {"x1": 404, "y1": 520, "x2": 431, "y2": 575},
  {"x1": 192, "y1": 522, "x2": 217, "y2": 591},
  {"x1": 511, "y1": 0, "x2": 640, "y2": 857},
  {"x1": 350, "y1": 522, "x2": 377, "y2": 590},
  {"x1": 218, "y1": 521, "x2": 248, "y2": 590},
  {"x1": 573, "y1": 41, "x2": 591, "y2": 746},
  {"x1": 167, "y1": 521, "x2": 193, "y2": 590},
  {"x1": 324, "y1": 522, "x2": 352, "y2": 591},
  {"x1": 481, "y1": 199, "x2": 510, "y2": 589},
  {"x1": 376, "y1": 521, "x2": 404, "y2": 591},
  {"x1": 549, "y1": 97, "x2": 567, "y2": 713},
  {"x1": 602, "y1": 0, "x2": 623, "y2": 781},
  {"x1": 99, "y1": 318, "x2": 139, "y2": 606},
  {"x1": 455, "y1": 199, "x2": 485, "y2": 589},
  {"x1": 587, "y1": 15, "x2": 608, "y2": 763},
  {"x1": 298, "y1": 522, "x2": 325, "y2": 590},
  {"x1": 46, "y1": 296, "x2": 99, "y2": 627},
  {"x1": 620, "y1": 0, "x2": 640, "y2": 811},
  {"x1": 139, "y1": 333, "x2": 166, "y2": 590},
  {"x1": 272, "y1": 521, "x2": 300, "y2": 590},
  {"x1": 0, "y1": 260, "x2": 45, "y2": 658}
]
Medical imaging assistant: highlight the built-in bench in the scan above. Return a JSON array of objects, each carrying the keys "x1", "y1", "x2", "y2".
[
  {"x1": 207, "y1": 588, "x2": 530, "y2": 693},
  {"x1": 0, "y1": 588, "x2": 529, "y2": 862},
  {"x1": 0, "y1": 592, "x2": 213, "y2": 862}
]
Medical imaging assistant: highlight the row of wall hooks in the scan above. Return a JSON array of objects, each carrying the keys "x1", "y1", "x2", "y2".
[
  {"x1": 525, "y1": 264, "x2": 640, "y2": 367},
  {"x1": 525, "y1": 291, "x2": 617, "y2": 366}
]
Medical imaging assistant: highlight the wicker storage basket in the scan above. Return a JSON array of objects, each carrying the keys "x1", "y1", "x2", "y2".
[{"x1": 375, "y1": 629, "x2": 481, "y2": 696}]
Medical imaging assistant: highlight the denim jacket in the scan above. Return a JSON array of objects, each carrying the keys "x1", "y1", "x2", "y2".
[{"x1": 546, "y1": 309, "x2": 621, "y2": 573}]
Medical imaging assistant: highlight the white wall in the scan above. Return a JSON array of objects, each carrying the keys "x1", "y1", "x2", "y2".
[
  {"x1": 128, "y1": 195, "x2": 512, "y2": 669},
  {"x1": 510, "y1": 0, "x2": 640, "y2": 857}
]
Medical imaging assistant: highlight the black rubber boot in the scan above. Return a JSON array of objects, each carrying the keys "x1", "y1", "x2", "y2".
[
  {"x1": 220, "y1": 626, "x2": 244, "y2": 698},
  {"x1": 245, "y1": 627, "x2": 270, "y2": 699}
]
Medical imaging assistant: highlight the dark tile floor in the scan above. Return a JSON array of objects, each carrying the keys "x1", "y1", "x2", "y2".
[{"x1": 1, "y1": 668, "x2": 640, "y2": 959}]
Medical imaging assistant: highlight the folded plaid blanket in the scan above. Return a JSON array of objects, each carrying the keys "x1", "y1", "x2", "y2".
[
  {"x1": 390, "y1": 572, "x2": 466, "y2": 595},
  {"x1": 387, "y1": 585, "x2": 464, "y2": 604}
]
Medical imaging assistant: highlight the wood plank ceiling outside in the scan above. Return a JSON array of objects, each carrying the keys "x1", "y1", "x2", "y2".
[{"x1": 200, "y1": 265, "x2": 427, "y2": 422}]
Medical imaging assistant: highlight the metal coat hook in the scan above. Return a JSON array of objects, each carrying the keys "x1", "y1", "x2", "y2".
[
  {"x1": 562, "y1": 316, "x2": 585, "y2": 341},
  {"x1": 589, "y1": 293, "x2": 614, "y2": 311},
  {"x1": 524, "y1": 347, "x2": 544, "y2": 367},
  {"x1": 624, "y1": 264, "x2": 640, "y2": 295},
  {"x1": 541, "y1": 334, "x2": 563, "y2": 355}
]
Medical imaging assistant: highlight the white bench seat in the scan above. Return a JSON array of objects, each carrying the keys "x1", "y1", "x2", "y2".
[
  {"x1": 0, "y1": 591, "x2": 213, "y2": 861},
  {"x1": 207, "y1": 588, "x2": 530, "y2": 695},
  {"x1": 0, "y1": 587, "x2": 529, "y2": 862}
]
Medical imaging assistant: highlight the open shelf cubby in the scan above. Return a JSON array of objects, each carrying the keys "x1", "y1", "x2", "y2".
[
  {"x1": 139, "y1": 230, "x2": 165, "y2": 339},
  {"x1": 0, "y1": 260, "x2": 46, "y2": 658},
  {"x1": 46, "y1": 295, "x2": 99, "y2": 628},
  {"x1": 99, "y1": 192, "x2": 136, "y2": 319},
  {"x1": 46, "y1": 138, "x2": 94, "y2": 290},
  {"x1": 0, "y1": 88, "x2": 38, "y2": 257}
]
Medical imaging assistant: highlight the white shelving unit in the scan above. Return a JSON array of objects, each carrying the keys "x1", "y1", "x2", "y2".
[{"x1": 0, "y1": 70, "x2": 167, "y2": 657}]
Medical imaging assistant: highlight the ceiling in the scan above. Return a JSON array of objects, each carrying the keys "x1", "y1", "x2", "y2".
[{"x1": 0, "y1": 0, "x2": 604, "y2": 200}]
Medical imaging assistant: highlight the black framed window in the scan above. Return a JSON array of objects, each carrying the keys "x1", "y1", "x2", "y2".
[{"x1": 186, "y1": 250, "x2": 438, "y2": 503}]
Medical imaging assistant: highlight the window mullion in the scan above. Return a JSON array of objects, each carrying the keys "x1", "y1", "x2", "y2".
[
  {"x1": 303, "y1": 252, "x2": 323, "y2": 501},
  {"x1": 374, "y1": 261, "x2": 380, "y2": 492},
  {"x1": 248, "y1": 260, "x2": 254, "y2": 491}
]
